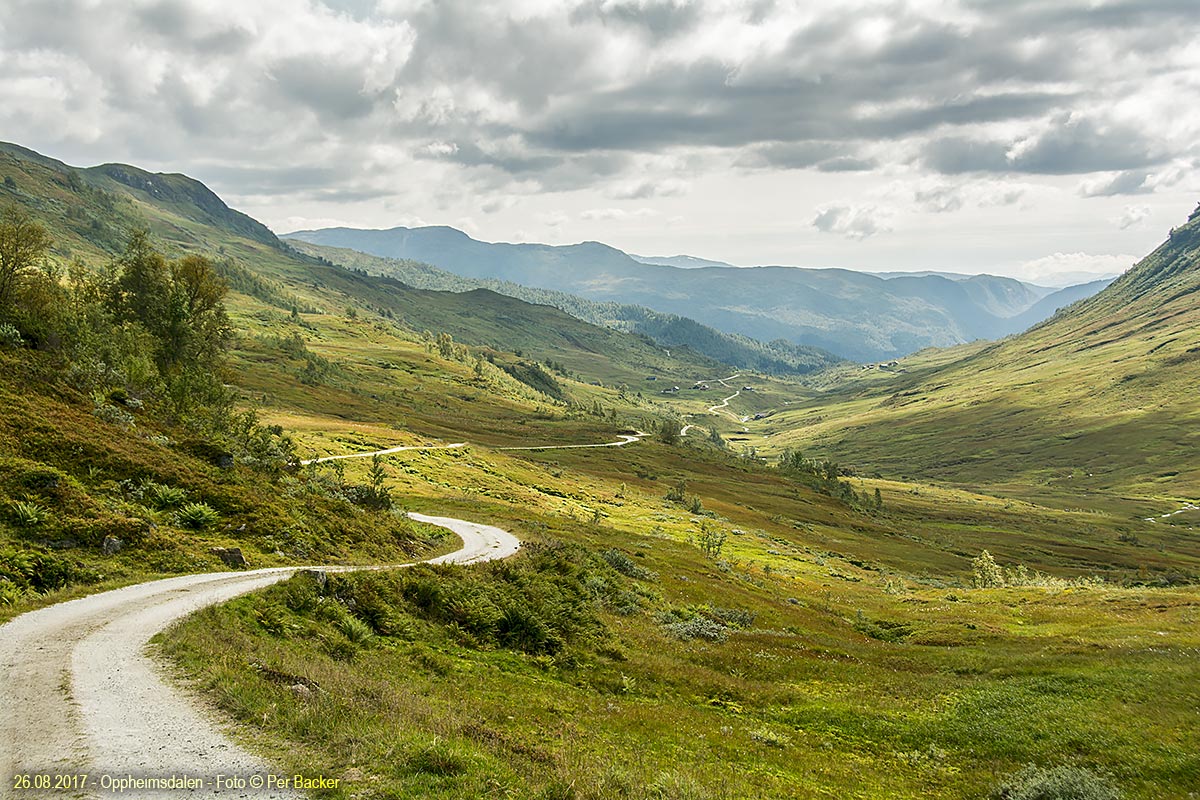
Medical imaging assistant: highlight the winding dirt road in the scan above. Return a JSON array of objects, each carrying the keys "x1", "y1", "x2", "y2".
[
  {"x1": 300, "y1": 432, "x2": 646, "y2": 463},
  {"x1": 0, "y1": 515, "x2": 519, "y2": 798}
]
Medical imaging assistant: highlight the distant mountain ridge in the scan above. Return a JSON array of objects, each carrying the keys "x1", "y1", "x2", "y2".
[
  {"x1": 288, "y1": 241, "x2": 843, "y2": 376},
  {"x1": 285, "y1": 225, "x2": 1110, "y2": 361}
]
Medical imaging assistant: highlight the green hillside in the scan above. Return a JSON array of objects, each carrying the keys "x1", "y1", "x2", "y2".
[
  {"x1": 760, "y1": 205, "x2": 1200, "y2": 514},
  {"x1": 0, "y1": 142, "x2": 723, "y2": 391}
]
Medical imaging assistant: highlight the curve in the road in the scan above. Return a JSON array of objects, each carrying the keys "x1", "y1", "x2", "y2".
[
  {"x1": 301, "y1": 431, "x2": 647, "y2": 464},
  {"x1": 0, "y1": 514, "x2": 520, "y2": 799}
]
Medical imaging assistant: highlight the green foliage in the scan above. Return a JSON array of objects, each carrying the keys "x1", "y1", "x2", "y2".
[
  {"x1": 695, "y1": 522, "x2": 726, "y2": 559},
  {"x1": 777, "y1": 449, "x2": 869, "y2": 509},
  {"x1": 973, "y1": 550, "x2": 1005, "y2": 588},
  {"x1": 0, "y1": 547, "x2": 92, "y2": 593},
  {"x1": 0, "y1": 322, "x2": 21, "y2": 348},
  {"x1": 0, "y1": 205, "x2": 52, "y2": 322},
  {"x1": 304, "y1": 542, "x2": 610, "y2": 657},
  {"x1": 141, "y1": 481, "x2": 188, "y2": 510},
  {"x1": 600, "y1": 548, "x2": 657, "y2": 581},
  {"x1": 175, "y1": 502, "x2": 219, "y2": 530},
  {"x1": 657, "y1": 418, "x2": 682, "y2": 445},
  {"x1": 661, "y1": 615, "x2": 728, "y2": 643},
  {"x1": 499, "y1": 360, "x2": 565, "y2": 401},
  {"x1": 9, "y1": 500, "x2": 48, "y2": 527},
  {"x1": 991, "y1": 764, "x2": 1121, "y2": 800}
]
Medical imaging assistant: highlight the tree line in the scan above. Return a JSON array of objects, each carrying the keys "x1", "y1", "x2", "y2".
[{"x1": 0, "y1": 205, "x2": 240, "y2": 430}]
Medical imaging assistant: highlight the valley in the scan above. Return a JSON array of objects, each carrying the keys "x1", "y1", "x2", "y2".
[{"x1": 0, "y1": 144, "x2": 1197, "y2": 799}]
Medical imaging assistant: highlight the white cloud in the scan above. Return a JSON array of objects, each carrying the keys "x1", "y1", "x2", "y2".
[
  {"x1": 579, "y1": 207, "x2": 658, "y2": 221},
  {"x1": 811, "y1": 203, "x2": 893, "y2": 240},
  {"x1": 1010, "y1": 252, "x2": 1137, "y2": 285},
  {"x1": 1116, "y1": 204, "x2": 1151, "y2": 230}
]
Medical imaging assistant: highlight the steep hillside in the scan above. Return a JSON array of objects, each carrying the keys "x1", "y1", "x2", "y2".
[
  {"x1": 0, "y1": 143, "x2": 726, "y2": 390},
  {"x1": 284, "y1": 225, "x2": 1110, "y2": 361},
  {"x1": 761, "y1": 206, "x2": 1200, "y2": 511}
]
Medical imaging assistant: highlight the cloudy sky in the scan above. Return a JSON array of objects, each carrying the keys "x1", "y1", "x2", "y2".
[{"x1": 3, "y1": 0, "x2": 1199, "y2": 283}]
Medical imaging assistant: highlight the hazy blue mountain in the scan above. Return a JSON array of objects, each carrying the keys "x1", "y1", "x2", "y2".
[
  {"x1": 630, "y1": 254, "x2": 736, "y2": 268},
  {"x1": 1005, "y1": 277, "x2": 1117, "y2": 330},
  {"x1": 284, "y1": 225, "x2": 1111, "y2": 361}
]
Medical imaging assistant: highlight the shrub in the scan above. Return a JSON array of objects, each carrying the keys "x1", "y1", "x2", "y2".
[
  {"x1": 93, "y1": 401, "x2": 135, "y2": 428},
  {"x1": 991, "y1": 764, "x2": 1121, "y2": 800},
  {"x1": 0, "y1": 579, "x2": 26, "y2": 606},
  {"x1": 972, "y1": 550, "x2": 1005, "y2": 588},
  {"x1": 705, "y1": 606, "x2": 756, "y2": 629},
  {"x1": 0, "y1": 547, "x2": 85, "y2": 592},
  {"x1": 175, "y1": 502, "x2": 219, "y2": 530},
  {"x1": 9, "y1": 500, "x2": 48, "y2": 528},
  {"x1": 663, "y1": 616, "x2": 729, "y2": 643},
  {"x1": 601, "y1": 548, "x2": 657, "y2": 581},
  {"x1": 338, "y1": 615, "x2": 376, "y2": 646},
  {"x1": 0, "y1": 322, "x2": 23, "y2": 348},
  {"x1": 142, "y1": 481, "x2": 188, "y2": 510}
]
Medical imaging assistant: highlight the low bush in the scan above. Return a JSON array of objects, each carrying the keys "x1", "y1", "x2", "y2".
[
  {"x1": 142, "y1": 481, "x2": 188, "y2": 510},
  {"x1": 992, "y1": 764, "x2": 1122, "y2": 800},
  {"x1": 0, "y1": 546, "x2": 94, "y2": 593},
  {"x1": 662, "y1": 616, "x2": 729, "y2": 643},
  {"x1": 175, "y1": 502, "x2": 219, "y2": 530},
  {"x1": 601, "y1": 548, "x2": 657, "y2": 581},
  {"x1": 9, "y1": 500, "x2": 48, "y2": 528}
]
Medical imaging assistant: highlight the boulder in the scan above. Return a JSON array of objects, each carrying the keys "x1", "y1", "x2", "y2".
[
  {"x1": 211, "y1": 547, "x2": 249, "y2": 568},
  {"x1": 101, "y1": 535, "x2": 124, "y2": 555}
]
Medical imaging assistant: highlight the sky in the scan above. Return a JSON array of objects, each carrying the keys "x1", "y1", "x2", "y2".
[{"x1": 3, "y1": 0, "x2": 1199, "y2": 284}]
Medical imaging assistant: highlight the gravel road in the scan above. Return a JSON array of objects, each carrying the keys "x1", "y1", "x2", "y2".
[{"x1": 0, "y1": 513, "x2": 520, "y2": 798}]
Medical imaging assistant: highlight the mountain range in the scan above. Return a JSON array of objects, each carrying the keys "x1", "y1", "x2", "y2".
[{"x1": 284, "y1": 225, "x2": 1113, "y2": 362}]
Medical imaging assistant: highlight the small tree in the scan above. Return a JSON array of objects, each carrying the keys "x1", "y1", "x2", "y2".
[
  {"x1": 0, "y1": 206, "x2": 52, "y2": 319},
  {"x1": 658, "y1": 418, "x2": 682, "y2": 445},
  {"x1": 697, "y1": 522, "x2": 727, "y2": 559},
  {"x1": 436, "y1": 332, "x2": 454, "y2": 359},
  {"x1": 972, "y1": 550, "x2": 1005, "y2": 588},
  {"x1": 367, "y1": 454, "x2": 392, "y2": 510}
]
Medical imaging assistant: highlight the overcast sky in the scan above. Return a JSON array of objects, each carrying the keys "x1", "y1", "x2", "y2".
[{"x1": 3, "y1": 0, "x2": 1199, "y2": 283}]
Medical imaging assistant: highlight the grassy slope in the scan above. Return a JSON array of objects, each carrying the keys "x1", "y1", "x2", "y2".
[
  {"x1": 161, "y1": 435, "x2": 1200, "y2": 799},
  {"x1": 0, "y1": 349, "x2": 449, "y2": 623},
  {"x1": 757, "y1": 207, "x2": 1200, "y2": 516},
  {"x1": 3, "y1": 143, "x2": 1197, "y2": 797}
]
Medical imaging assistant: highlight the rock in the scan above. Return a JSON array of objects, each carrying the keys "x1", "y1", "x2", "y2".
[
  {"x1": 289, "y1": 683, "x2": 313, "y2": 701},
  {"x1": 215, "y1": 454, "x2": 234, "y2": 469},
  {"x1": 298, "y1": 569, "x2": 328, "y2": 588},
  {"x1": 102, "y1": 535, "x2": 124, "y2": 555},
  {"x1": 47, "y1": 538, "x2": 80, "y2": 550},
  {"x1": 211, "y1": 547, "x2": 248, "y2": 568}
]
